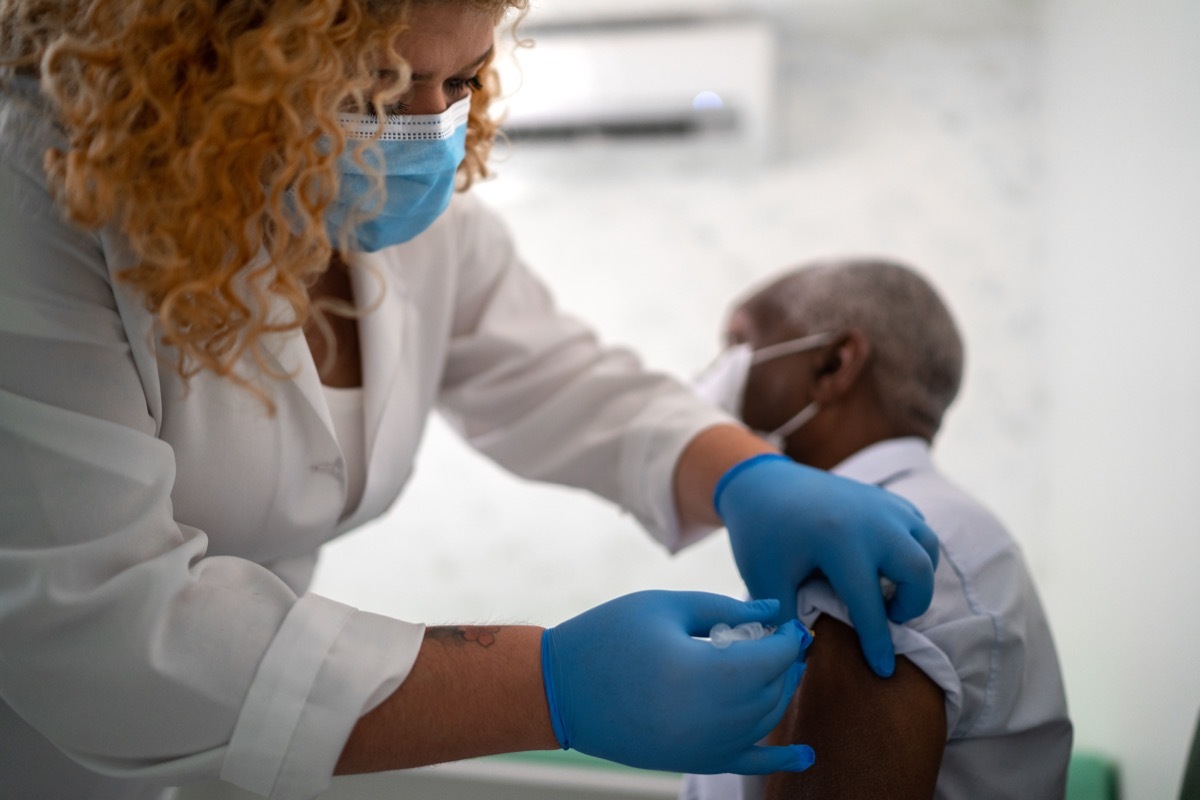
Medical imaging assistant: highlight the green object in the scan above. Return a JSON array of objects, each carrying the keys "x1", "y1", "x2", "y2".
[
  {"x1": 1180, "y1": 712, "x2": 1200, "y2": 800},
  {"x1": 1066, "y1": 751, "x2": 1119, "y2": 800}
]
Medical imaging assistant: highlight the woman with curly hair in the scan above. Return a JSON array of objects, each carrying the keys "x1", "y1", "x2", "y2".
[{"x1": 0, "y1": 2, "x2": 941, "y2": 798}]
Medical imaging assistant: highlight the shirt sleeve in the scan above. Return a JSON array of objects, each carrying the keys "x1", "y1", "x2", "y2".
[
  {"x1": 435, "y1": 195, "x2": 733, "y2": 551},
  {"x1": 796, "y1": 579, "x2": 966, "y2": 736},
  {"x1": 0, "y1": 84, "x2": 424, "y2": 800}
]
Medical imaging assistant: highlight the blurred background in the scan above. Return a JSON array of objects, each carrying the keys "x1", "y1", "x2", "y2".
[{"x1": 310, "y1": 0, "x2": 1200, "y2": 797}]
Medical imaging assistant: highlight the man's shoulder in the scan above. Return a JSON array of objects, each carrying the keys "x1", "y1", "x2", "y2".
[
  {"x1": 902, "y1": 467, "x2": 1011, "y2": 542},
  {"x1": 842, "y1": 440, "x2": 1012, "y2": 543}
]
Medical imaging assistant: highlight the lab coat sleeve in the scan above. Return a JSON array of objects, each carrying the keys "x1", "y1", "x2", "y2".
[
  {"x1": 435, "y1": 195, "x2": 734, "y2": 551},
  {"x1": 0, "y1": 90, "x2": 423, "y2": 799}
]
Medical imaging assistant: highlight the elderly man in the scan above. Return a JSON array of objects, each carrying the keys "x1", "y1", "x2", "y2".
[{"x1": 684, "y1": 258, "x2": 1072, "y2": 800}]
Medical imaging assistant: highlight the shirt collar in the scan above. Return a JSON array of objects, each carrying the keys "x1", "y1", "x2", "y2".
[{"x1": 830, "y1": 437, "x2": 933, "y2": 487}]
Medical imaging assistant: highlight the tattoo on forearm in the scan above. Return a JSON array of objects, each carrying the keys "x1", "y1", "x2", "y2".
[{"x1": 426, "y1": 626, "x2": 500, "y2": 648}]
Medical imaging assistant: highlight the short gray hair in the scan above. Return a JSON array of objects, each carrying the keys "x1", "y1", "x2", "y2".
[{"x1": 743, "y1": 258, "x2": 964, "y2": 436}]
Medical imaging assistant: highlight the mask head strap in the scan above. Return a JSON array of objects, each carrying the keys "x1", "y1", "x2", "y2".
[{"x1": 750, "y1": 331, "x2": 837, "y2": 365}]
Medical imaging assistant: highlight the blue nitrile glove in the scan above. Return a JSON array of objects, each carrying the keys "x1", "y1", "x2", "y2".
[
  {"x1": 541, "y1": 590, "x2": 814, "y2": 775},
  {"x1": 715, "y1": 453, "x2": 939, "y2": 678}
]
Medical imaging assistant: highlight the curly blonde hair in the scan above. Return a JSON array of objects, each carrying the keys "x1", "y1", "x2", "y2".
[{"x1": 1, "y1": 0, "x2": 525, "y2": 386}]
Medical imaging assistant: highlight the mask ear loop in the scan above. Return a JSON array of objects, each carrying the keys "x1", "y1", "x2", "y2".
[
  {"x1": 749, "y1": 331, "x2": 837, "y2": 365},
  {"x1": 769, "y1": 401, "x2": 821, "y2": 444},
  {"x1": 750, "y1": 332, "x2": 837, "y2": 448}
]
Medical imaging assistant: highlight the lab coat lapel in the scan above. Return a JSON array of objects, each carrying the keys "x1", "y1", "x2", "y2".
[
  {"x1": 347, "y1": 254, "x2": 413, "y2": 524},
  {"x1": 352, "y1": 259, "x2": 396, "y2": 459},
  {"x1": 255, "y1": 294, "x2": 351, "y2": 530},
  {"x1": 257, "y1": 291, "x2": 337, "y2": 437}
]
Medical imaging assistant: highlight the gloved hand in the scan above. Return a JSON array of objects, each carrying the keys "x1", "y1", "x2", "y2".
[
  {"x1": 715, "y1": 453, "x2": 939, "y2": 678},
  {"x1": 541, "y1": 590, "x2": 814, "y2": 775}
]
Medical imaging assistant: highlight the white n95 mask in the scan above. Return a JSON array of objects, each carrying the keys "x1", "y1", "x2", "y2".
[
  {"x1": 691, "y1": 332, "x2": 836, "y2": 447},
  {"x1": 692, "y1": 343, "x2": 756, "y2": 418}
]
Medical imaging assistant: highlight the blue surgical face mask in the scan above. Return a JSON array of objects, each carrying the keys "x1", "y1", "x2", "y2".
[{"x1": 328, "y1": 95, "x2": 471, "y2": 252}]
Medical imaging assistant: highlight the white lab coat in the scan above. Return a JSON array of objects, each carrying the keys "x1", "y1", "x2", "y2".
[{"x1": 0, "y1": 76, "x2": 727, "y2": 800}]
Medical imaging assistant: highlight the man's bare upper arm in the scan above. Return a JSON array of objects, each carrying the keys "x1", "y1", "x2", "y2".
[{"x1": 764, "y1": 615, "x2": 947, "y2": 800}]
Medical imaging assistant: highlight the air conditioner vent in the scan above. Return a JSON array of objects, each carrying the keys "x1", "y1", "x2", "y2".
[{"x1": 494, "y1": 16, "x2": 776, "y2": 149}]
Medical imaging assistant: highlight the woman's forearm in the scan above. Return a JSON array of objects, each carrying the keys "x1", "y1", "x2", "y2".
[
  {"x1": 334, "y1": 624, "x2": 558, "y2": 774},
  {"x1": 673, "y1": 424, "x2": 776, "y2": 531},
  {"x1": 336, "y1": 424, "x2": 775, "y2": 776}
]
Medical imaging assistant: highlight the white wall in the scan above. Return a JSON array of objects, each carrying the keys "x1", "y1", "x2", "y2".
[
  {"x1": 311, "y1": 0, "x2": 1200, "y2": 795},
  {"x1": 1041, "y1": 0, "x2": 1200, "y2": 797}
]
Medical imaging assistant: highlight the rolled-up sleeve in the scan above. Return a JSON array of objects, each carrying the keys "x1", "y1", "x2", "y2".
[
  {"x1": 222, "y1": 597, "x2": 423, "y2": 798},
  {"x1": 435, "y1": 196, "x2": 733, "y2": 551},
  {"x1": 0, "y1": 374, "x2": 425, "y2": 800}
]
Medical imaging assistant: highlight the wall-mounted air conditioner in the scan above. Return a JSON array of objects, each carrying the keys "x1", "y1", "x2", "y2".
[{"x1": 493, "y1": 15, "x2": 777, "y2": 151}]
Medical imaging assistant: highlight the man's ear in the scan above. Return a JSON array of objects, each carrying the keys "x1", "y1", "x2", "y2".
[{"x1": 811, "y1": 328, "x2": 870, "y2": 403}]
